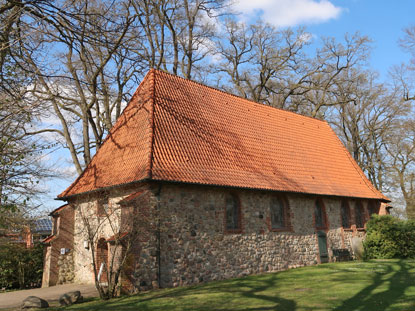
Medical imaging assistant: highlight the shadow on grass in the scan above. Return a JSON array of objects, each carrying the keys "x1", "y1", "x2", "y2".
[
  {"x1": 66, "y1": 274, "x2": 296, "y2": 311},
  {"x1": 333, "y1": 260, "x2": 415, "y2": 311},
  {"x1": 64, "y1": 261, "x2": 415, "y2": 311},
  {"x1": 224, "y1": 275, "x2": 297, "y2": 311}
]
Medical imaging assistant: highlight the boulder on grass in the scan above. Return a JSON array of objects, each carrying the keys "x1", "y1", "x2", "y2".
[
  {"x1": 59, "y1": 290, "x2": 83, "y2": 306},
  {"x1": 21, "y1": 296, "x2": 49, "y2": 309}
]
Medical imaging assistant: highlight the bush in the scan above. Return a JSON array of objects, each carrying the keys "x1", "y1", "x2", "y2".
[
  {"x1": 364, "y1": 215, "x2": 415, "y2": 259},
  {"x1": 0, "y1": 243, "x2": 43, "y2": 289}
]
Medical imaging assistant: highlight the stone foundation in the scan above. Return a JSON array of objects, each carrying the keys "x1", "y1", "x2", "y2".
[{"x1": 156, "y1": 185, "x2": 345, "y2": 288}]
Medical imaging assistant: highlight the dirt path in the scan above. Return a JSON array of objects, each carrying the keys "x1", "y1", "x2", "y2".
[{"x1": 0, "y1": 284, "x2": 98, "y2": 309}]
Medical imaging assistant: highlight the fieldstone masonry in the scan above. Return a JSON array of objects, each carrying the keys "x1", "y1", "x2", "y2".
[
  {"x1": 42, "y1": 204, "x2": 75, "y2": 287},
  {"x1": 57, "y1": 250, "x2": 75, "y2": 284},
  {"x1": 69, "y1": 182, "x2": 380, "y2": 292},
  {"x1": 72, "y1": 196, "x2": 122, "y2": 284},
  {"x1": 157, "y1": 185, "x2": 341, "y2": 288}
]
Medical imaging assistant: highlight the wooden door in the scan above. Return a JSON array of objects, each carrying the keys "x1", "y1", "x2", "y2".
[{"x1": 317, "y1": 231, "x2": 329, "y2": 263}]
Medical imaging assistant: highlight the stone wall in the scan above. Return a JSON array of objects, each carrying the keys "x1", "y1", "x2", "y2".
[
  {"x1": 341, "y1": 200, "x2": 370, "y2": 254},
  {"x1": 153, "y1": 184, "x2": 376, "y2": 288},
  {"x1": 42, "y1": 205, "x2": 74, "y2": 287},
  {"x1": 71, "y1": 183, "x2": 155, "y2": 285},
  {"x1": 72, "y1": 197, "x2": 99, "y2": 284},
  {"x1": 120, "y1": 190, "x2": 159, "y2": 292},
  {"x1": 72, "y1": 193, "x2": 120, "y2": 284},
  {"x1": 57, "y1": 250, "x2": 75, "y2": 284},
  {"x1": 69, "y1": 182, "x2": 380, "y2": 291}
]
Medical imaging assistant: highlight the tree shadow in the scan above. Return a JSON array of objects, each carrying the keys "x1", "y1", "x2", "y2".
[
  {"x1": 73, "y1": 274, "x2": 296, "y2": 311},
  {"x1": 334, "y1": 260, "x2": 415, "y2": 311},
  {"x1": 238, "y1": 277, "x2": 297, "y2": 311}
]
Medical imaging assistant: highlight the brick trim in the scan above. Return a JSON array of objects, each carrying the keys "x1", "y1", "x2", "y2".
[
  {"x1": 354, "y1": 200, "x2": 366, "y2": 230},
  {"x1": 224, "y1": 193, "x2": 243, "y2": 234},
  {"x1": 340, "y1": 199, "x2": 352, "y2": 229},
  {"x1": 367, "y1": 199, "x2": 380, "y2": 217},
  {"x1": 96, "y1": 237, "x2": 109, "y2": 282},
  {"x1": 314, "y1": 198, "x2": 329, "y2": 231},
  {"x1": 267, "y1": 194, "x2": 293, "y2": 232}
]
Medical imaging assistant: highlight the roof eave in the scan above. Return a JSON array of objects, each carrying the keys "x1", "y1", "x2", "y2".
[
  {"x1": 57, "y1": 69, "x2": 157, "y2": 199},
  {"x1": 58, "y1": 177, "x2": 389, "y2": 202},
  {"x1": 55, "y1": 178, "x2": 151, "y2": 201}
]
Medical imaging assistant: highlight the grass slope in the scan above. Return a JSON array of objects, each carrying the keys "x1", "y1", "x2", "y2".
[{"x1": 62, "y1": 260, "x2": 415, "y2": 311}]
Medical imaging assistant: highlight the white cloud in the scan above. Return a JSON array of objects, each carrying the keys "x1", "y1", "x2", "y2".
[{"x1": 234, "y1": 0, "x2": 343, "y2": 27}]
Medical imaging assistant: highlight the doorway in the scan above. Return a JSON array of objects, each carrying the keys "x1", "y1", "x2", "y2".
[
  {"x1": 317, "y1": 231, "x2": 328, "y2": 263},
  {"x1": 96, "y1": 238, "x2": 108, "y2": 282}
]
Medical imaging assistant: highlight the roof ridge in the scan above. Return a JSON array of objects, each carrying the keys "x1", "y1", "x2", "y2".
[
  {"x1": 57, "y1": 70, "x2": 155, "y2": 199},
  {"x1": 153, "y1": 68, "x2": 327, "y2": 124},
  {"x1": 325, "y1": 122, "x2": 389, "y2": 201}
]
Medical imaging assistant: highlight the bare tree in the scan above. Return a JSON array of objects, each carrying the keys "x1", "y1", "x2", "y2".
[
  {"x1": 386, "y1": 119, "x2": 415, "y2": 219},
  {"x1": 329, "y1": 69, "x2": 408, "y2": 191},
  {"x1": 299, "y1": 33, "x2": 371, "y2": 117},
  {"x1": 215, "y1": 24, "x2": 371, "y2": 118},
  {"x1": 10, "y1": 0, "x2": 142, "y2": 174},
  {"x1": 0, "y1": 2, "x2": 62, "y2": 236},
  {"x1": 2, "y1": 0, "x2": 230, "y2": 175},
  {"x1": 0, "y1": 90, "x2": 54, "y2": 229},
  {"x1": 379, "y1": 25, "x2": 415, "y2": 218},
  {"x1": 132, "y1": 0, "x2": 228, "y2": 79},
  {"x1": 214, "y1": 20, "x2": 309, "y2": 104}
]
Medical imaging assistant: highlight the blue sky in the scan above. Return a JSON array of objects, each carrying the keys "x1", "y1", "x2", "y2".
[
  {"x1": 39, "y1": 0, "x2": 415, "y2": 214},
  {"x1": 235, "y1": 0, "x2": 413, "y2": 79},
  {"x1": 308, "y1": 0, "x2": 413, "y2": 79}
]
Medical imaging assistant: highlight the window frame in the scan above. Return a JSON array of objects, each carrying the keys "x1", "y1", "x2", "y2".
[
  {"x1": 355, "y1": 201, "x2": 366, "y2": 229},
  {"x1": 340, "y1": 200, "x2": 351, "y2": 229},
  {"x1": 314, "y1": 198, "x2": 328, "y2": 230},
  {"x1": 269, "y1": 195, "x2": 291, "y2": 232},
  {"x1": 96, "y1": 237, "x2": 109, "y2": 282},
  {"x1": 224, "y1": 193, "x2": 242, "y2": 233},
  {"x1": 368, "y1": 200, "x2": 379, "y2": 218}
]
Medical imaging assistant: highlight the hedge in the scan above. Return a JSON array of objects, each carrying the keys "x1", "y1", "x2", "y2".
[
  {"x1": 0, "y1": 243, "x2": 43, "y2": 289},
  {"x1": 364, "y1": 215, "x2": 415, "y2": 259}
]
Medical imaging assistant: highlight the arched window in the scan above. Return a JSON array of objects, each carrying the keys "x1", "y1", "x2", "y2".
[
  {"x1": 355, "y1": 201, "x2": 365, "y2": 229},
  {"x1": 96, "y1": 238, "x2": 108, "y2": 282},
  {"x1": 341, "y1": 200, "x2": 351, "y2": 228},
  {"x1": 225, "y1": 194, "x2": 241, "y2": 231},
  {"x1": 270, "y1": 196, "x2": 289, "y2": 230},
  {"x1": 314, "y1": 199, "x2": 327, "y2": 229},
  {"x1": 368, "y1": 201, "x2": 379, "y2": 217}
]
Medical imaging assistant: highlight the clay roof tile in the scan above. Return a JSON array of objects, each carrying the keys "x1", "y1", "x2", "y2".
[{"x1": 58, "y1": 69, "x2": 389, "y2": 202}]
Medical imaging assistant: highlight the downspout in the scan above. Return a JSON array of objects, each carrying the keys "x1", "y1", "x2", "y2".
[{"x1": 155, "y1": 184, "x2": 162, "y2": 288}]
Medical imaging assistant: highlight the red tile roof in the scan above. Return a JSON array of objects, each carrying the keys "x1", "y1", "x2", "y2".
[{"x1": 59, "y1": 69, "x2": 388, "y2": 201}]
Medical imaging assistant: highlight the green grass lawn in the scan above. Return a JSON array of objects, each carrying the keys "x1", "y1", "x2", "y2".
[{"x1": 61, "y1": 260, "x2": 415, "y2": 311}]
